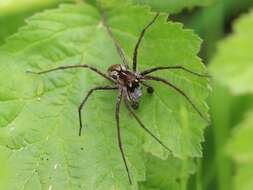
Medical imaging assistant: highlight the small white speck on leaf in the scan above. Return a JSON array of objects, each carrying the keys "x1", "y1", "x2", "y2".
[
  {"x1": 54, "y1": 163, "x2": 58, "y2": 169},
  {"x1": 48, "y1": 185, "x2": 53, "y2": 190}
]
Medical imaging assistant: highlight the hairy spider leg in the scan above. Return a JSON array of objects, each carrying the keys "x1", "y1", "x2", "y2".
[
  {"x1": 132, "y1": 13, "x2": 159, "y2": 72},
  {"x1": 144, "y1": 75, "x2": 209, "y2": 122},
  {"x1": 27, "y1": 64, "x2": 114, "y2": 82},
  {"x1": 123, "y1": 91, "x2": 172, "y2": 153},
  {"x1": 115, "y1": 90, "x2": 132, "y2": 184},
  {"x1": 101, "y1": 11, "x2": 129, "y2": 68},
  {"x1": 78, "y1": 86, "x2": 118, "y2": 136},
  {"x1": 141, "y1": 65, "x2": 210, "y2": 77}
]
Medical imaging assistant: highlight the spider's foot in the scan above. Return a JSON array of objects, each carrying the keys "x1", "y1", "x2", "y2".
[
  {"x1": 79, "y1": 126, "x2": 85, "y2": 136},
  {"x1": 147, "y1": 86, "x2": 154, "y2": 94},
  {"x1": 26, "y1": 70, "x2": 39, "y2": 74},
  {"x1": 131, "y1": 102, "x2": 139, "y2": 110}
]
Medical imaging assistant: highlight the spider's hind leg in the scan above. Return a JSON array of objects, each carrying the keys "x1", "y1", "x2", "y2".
[
  {"x1": 115, "y1": 90, "x2": 132, "y2": 184},
  {"x1": 123, "y1": 93, "x2": 172, "y2": 153}
]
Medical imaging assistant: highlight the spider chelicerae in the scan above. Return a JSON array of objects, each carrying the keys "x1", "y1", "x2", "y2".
[{"x1": 28, "y1": 13, "x2": 209, "y2": 184}]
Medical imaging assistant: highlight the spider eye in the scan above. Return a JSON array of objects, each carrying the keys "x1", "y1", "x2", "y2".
[{"x1": 110, "y1": 71, "x2": 118, "y2": 80}]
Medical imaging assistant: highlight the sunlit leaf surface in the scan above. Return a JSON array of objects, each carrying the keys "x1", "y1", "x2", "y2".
[{"x1": 0, "y1": 2, "x2": 209, "y2": 189}]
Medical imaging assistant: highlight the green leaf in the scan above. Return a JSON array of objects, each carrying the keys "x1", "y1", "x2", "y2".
[
  {"x1": 139, "y1": 154, "x2": 196, "y2": 190},
  {"x1": 130, "y1": 0, "x2": 213, "y2": 14},
  {"x1": 93, "y1": 0, "x2": 213, "y2": 14},
  {"x1": 0, "y1": 0, "x2": 75, "y2": 45},
  {"x1": 227, "y1": 111, "x2": 253, "y2": 190},
  {"x1": 209, "y1": 10, "x2": 253, "y2": 95},
  {"x1": 0, "y1": 0, "x2": 74, "y2": 15},
  {"x1": 227, "y1": 111, "x2": 253, "y2": 163},
  {"x1": 0, "y1": 146, "x2": 11, "y2": 190},
  {"x1": 0, "y1": 2, "x2": 209, "y2": 189}
]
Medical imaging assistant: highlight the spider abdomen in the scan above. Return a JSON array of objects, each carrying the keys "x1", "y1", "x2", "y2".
[{"x1": 130, "y1": 84, "x2": 142, "y2": 102}]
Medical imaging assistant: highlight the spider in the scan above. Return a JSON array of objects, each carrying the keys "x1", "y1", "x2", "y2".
[{"x1": 28, "y1": 13, "x2": 209, "y2": 184}]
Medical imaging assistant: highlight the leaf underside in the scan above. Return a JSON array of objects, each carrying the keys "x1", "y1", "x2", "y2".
[{"x1": 0, "y1": 2, "x2": 209, "y2": 190}]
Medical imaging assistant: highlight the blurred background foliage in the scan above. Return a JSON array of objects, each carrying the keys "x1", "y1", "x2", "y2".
[
  {"x1": 0, "y1": 0, "x2": 253, "y2": 190},
  {"x1": 0, "y1": 0, "x2": 76, "y2": 45}
]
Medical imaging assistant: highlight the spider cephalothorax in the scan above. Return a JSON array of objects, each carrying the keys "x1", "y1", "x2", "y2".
[
  {"x1": 28, "y1": 12, "x2": 209, "y2": 185},
  {"x1": 108, "y1": 64, "x2": 146, "y2": 109}
]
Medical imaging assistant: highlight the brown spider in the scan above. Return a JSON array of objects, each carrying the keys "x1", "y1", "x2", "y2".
[{"x1": 28, "y1": 13, "x2": 209, "y2": 184}]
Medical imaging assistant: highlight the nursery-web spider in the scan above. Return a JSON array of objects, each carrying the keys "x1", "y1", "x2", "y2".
[{"x1": 28, "y1": 12, "x2": 209, "y2": 184}]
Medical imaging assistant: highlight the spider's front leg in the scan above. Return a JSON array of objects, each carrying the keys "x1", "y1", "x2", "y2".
[
  {"x1": 132, "y1": 13, "x2": 159, "y2": 71},
  {"x1": 27, "y1": 64, "x2": 114, "y2": 82},
  {"x1": 78, "y1": 86, "x2": 117, "y2": 136}
]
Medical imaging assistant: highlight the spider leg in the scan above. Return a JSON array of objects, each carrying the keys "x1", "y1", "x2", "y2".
[
  {"x1": 141, "y1": 65, "x2": 210, "y2": 77},
  {"x1": 78, "y1": 86, "x2": 118, "y2": 136},
  {"x1": 123, "y1": 92, "x2": 171, "y2": 153},
  {"x1": 115, "y1": 89, "x2": 132, "y2": 184},
  {"x1": 144, "y1": 75, "x2": 209, "y2": 122},
  {"x1": 100, "y1": 11, "x2": 129, "y2": 68},
  {"x1": 132, "y1": 13, "x2": 159, "y2": 71},
  {"x1": 27, "y1": 64, "x2": 114, "y2": 82}
]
